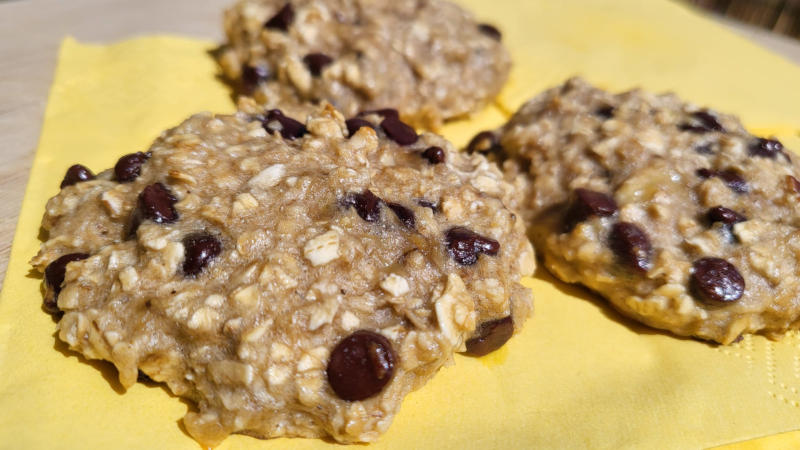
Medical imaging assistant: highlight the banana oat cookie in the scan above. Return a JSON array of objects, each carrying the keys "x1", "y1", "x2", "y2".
[
  {"x1": 472, "y1": 77, "x2": 800, "y2": 344},
  {"x1": 216, "y1": 0, "x2": 511, "y2": 129},
  {"x1": 30, "y1": 104, "x2": 534, "y2": 445}
]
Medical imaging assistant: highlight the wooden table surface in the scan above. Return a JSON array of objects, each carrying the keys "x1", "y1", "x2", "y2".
[{"x1": 0, "y1": 0, "x2": 799, "y2": 290}]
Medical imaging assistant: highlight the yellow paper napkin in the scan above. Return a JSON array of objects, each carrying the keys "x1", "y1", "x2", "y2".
[{"x1": 2, "y1": 1, "x2": 800, "y2": 448}]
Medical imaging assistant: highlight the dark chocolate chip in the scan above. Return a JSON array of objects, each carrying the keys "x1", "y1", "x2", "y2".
[
  {"x1": 182, "y1": 233, "x2": 222, "y2": 277},
  {"x1": 345, "y1": 118, "x2": 375, "y2": 137},
  {"x1": 693, "y1": 111, "x2": 725, "y2": 131},
  {"x1": 679, "y1": 110, "x2": 725, "y2": 133},
  {"x1": 466, "y1": 131, "x2": 500, "y2": 154},
  {"x1": 387, "y1": 202, "x2": 415, "y2": 228},
  {"x1": 114, "y1": 152, "x2": 150, "y2": 183},
  {"x1": 416, "y1": 199, "x2": 439, "y2": 212},
  {"x1": 679, "y1": 124, "x2": 707, "y2": 133},
  {"x1": 609, "y1": 222, "x2": 652, "y2": 273},
  {"x1": 264, "y1": 3, "x2": 294, "y2": 31},
  {"x1": 464, "y1": 316, "x2": 513, "y2": 356},
  {"x1": 707, "y1": 206, "x2": 746, "y2": 226},
  {"x1": 241, "y1": 64, "x2": 271, "y2": 94},
  {"x1": 697, "y1": 168, "x2": 716, "y2": 179},
  {"x1": 137, "y1": 183, "x2": 178, "y2": 224},
  {"x1": 345, "y1": 189, "x2": 383, "y2": 223},
  {"x1": 303, "y1": 53, "x2": 333, "y2": 77},
  {"x1": 595, "y1": 105, "x2": 615, "y2": 119},
  {"x1": 718, "y1": 169, "x2": 749, "y2": 194},
  {"x1": 477, "y1": 23, "x2": 502, "y2": 40},
  {"x1": 749, "y1": 137, "x2": 784, "y2": 159},
  {"x1": 445, "y1": 227, "x2": 499, "y2": 266},
  {"x1": 690, "y1": 257, "x2": 745, "y2": 304},
  {"x1": 327, "y1": 330, "x2": 396, "y2": 401},
  {"x1": 421, "y1": 146, "x2": 445, "y2": 164},
  {"x1": 563, "y1": 188, "x2": 618, "y2": 232},
  {"x1": 380, "y1": 117, "x2": 418, "y2": 145},
  {"x1": 358, "y1": 108, "x2": 399, "y2": 120},
  {"x1": 697, "y1": 168, "x2": 748, "y2": 194},
  {"x1": 262, "y1": 109, "x2": 307, "y2": 140},
  {"x1": 60, "y1": 164, "x2": 95, "y2": 188},
  {"x1": 694, "y1": 143, "x2": 714, "y2": 155},
  {"x1": 44, "y1": 253, "x2": 89, "y2": 314}
]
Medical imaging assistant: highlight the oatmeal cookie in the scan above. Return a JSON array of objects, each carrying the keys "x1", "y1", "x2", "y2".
[
  {"x1": 30, "y1": 103, "x2": 534, "y2": 445},
  {"x1": 216, "y1": 0, "x2": 511, "y2": 129},
  {"x1": 472, "y1": 77, "x2": 800, "y2": 344}
]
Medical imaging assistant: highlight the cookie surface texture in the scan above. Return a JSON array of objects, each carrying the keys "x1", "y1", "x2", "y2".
[
  {"x1": 30, "y1": 104, "x2": 534, "y2": 445},
  {"x1": 216, "y1": 0, "x2": 511, "y2": 129},
  {"x1": 481, "y1": 77, "x2": 800, "y2": 344}
]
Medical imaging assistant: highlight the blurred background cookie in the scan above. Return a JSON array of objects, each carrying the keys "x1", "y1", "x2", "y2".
[{"x1": 216, "y1": 0, "x2": 511, "y2": 129}]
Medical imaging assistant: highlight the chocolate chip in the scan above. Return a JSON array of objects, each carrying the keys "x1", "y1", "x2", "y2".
[
  {"x1": 303, "y1": 53, "x2": 333, "y2": 77},
  {"x1": 264, "y1": 3, "x2": 294, "y2": 31},
  {"x1": 466, "y1": 131, "x2": 500, "y2": 154},
  {"x1": 182, "y1": 233, "x2": 222, "y2": 277},
  {"x1": 387, "y1": 203, "x2": 415, "y2": 228},
  {"x1": 380, "y1": 117, "x2": 418, "y2": 145},
  {"x1": 694, "y1": 143, "x2": 714, "y2": 155},
  {"x1": 749, "y1": 137, "x2": 784, "y2": 159},
  {"x1": 679, "y1": 110, "x2": 725, "y2": 133},
  {"x1": 241, "y1": 64, "x2": 270, "y2": 94},
  {"x1": 445, "y1": 227, "x2": 499, "y2": 266},
  {"x1": 696, "y1": 168, "x2": 716, "y2": 179},
  {"x1": 718, "y1": 169, "x2": 749, "y2": 194},
  {"x1": 358, "y1": 108, "x2": 399, "y2": 120},
  {"x1": 60, "y1": 164, "x2": 95, "y2": 188},
  {"x1": 707, "y1": 206, "x2": 746, "y2": 226},
  {"x1": 690, "y1": 257, "x2": 745, "y2": 304},
  {"x1": 563, "y1": 188, "x2": 618, "y2": 232},
  {"x1": 594, "y1": 105, "x2": 615, "y2": 119},
  {"x1": 477, "y1": 23, "x2": 502, "y2": 40},
  {"x1": 609, "y1": 222, "x2": 652, "y2": 273},
  {"x1": 345, "y1": 118, "x2": 375, "y2": 137},
  {"x1": 44, "y1": 253, "x2": 89, "y2": 314},
  {"x1": 345, "y1": 189, "x2": 383, "y2": 222},
  {"x1": 697, "y1": 168, "x2": 748, "y2": 194},
  {"x1": 262, "y1": 109, "x2": 307, "y2": 140},
  {"x1": 694, "y1": 111, "x2": 725, "y2": 131},
  {"x1": 416, "y1": 199, "x2": 439, "y2": 212},
  {"x1": 464, "y1": 316, "x2": 513, "y2": 356},
  {"x1": 114, "y1": 152, "x2": 150, "y2": 182},
  {"x1": 421, "y1": 146, "x2": 445, "y2": 164},
  {"x1": 137, "y1": 183, "x2": 178, "y2": 225},
  {"x1": 327, "y1": 330, "x2": 396, "y2": 401}
]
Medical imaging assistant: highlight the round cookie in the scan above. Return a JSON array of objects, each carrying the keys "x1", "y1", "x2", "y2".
[
  {"x1": 472, "y1": 77, "x2": 800, "y2": 344},
  {"x1": 216, "y1": 0, "x2": 511, "y2": 129},
  {"x1": 31, "y1": 104, "x2": 534, "y2": 445}
]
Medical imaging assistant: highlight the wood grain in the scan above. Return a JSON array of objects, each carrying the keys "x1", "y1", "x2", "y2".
[{"x1": 0, "y1": 0, "x2": 798, "y2": 289}]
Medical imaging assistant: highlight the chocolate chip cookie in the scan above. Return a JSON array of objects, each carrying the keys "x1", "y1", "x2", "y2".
[
  {"x1": 216, "y1": 0, "x2": 511, "y2": 129},
  {"x1": 30, "y1": 103, "x2": 534, "y2": 445},
  {"x1": 475, "y1": 77, "x2": 800, "y2": 344}
]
